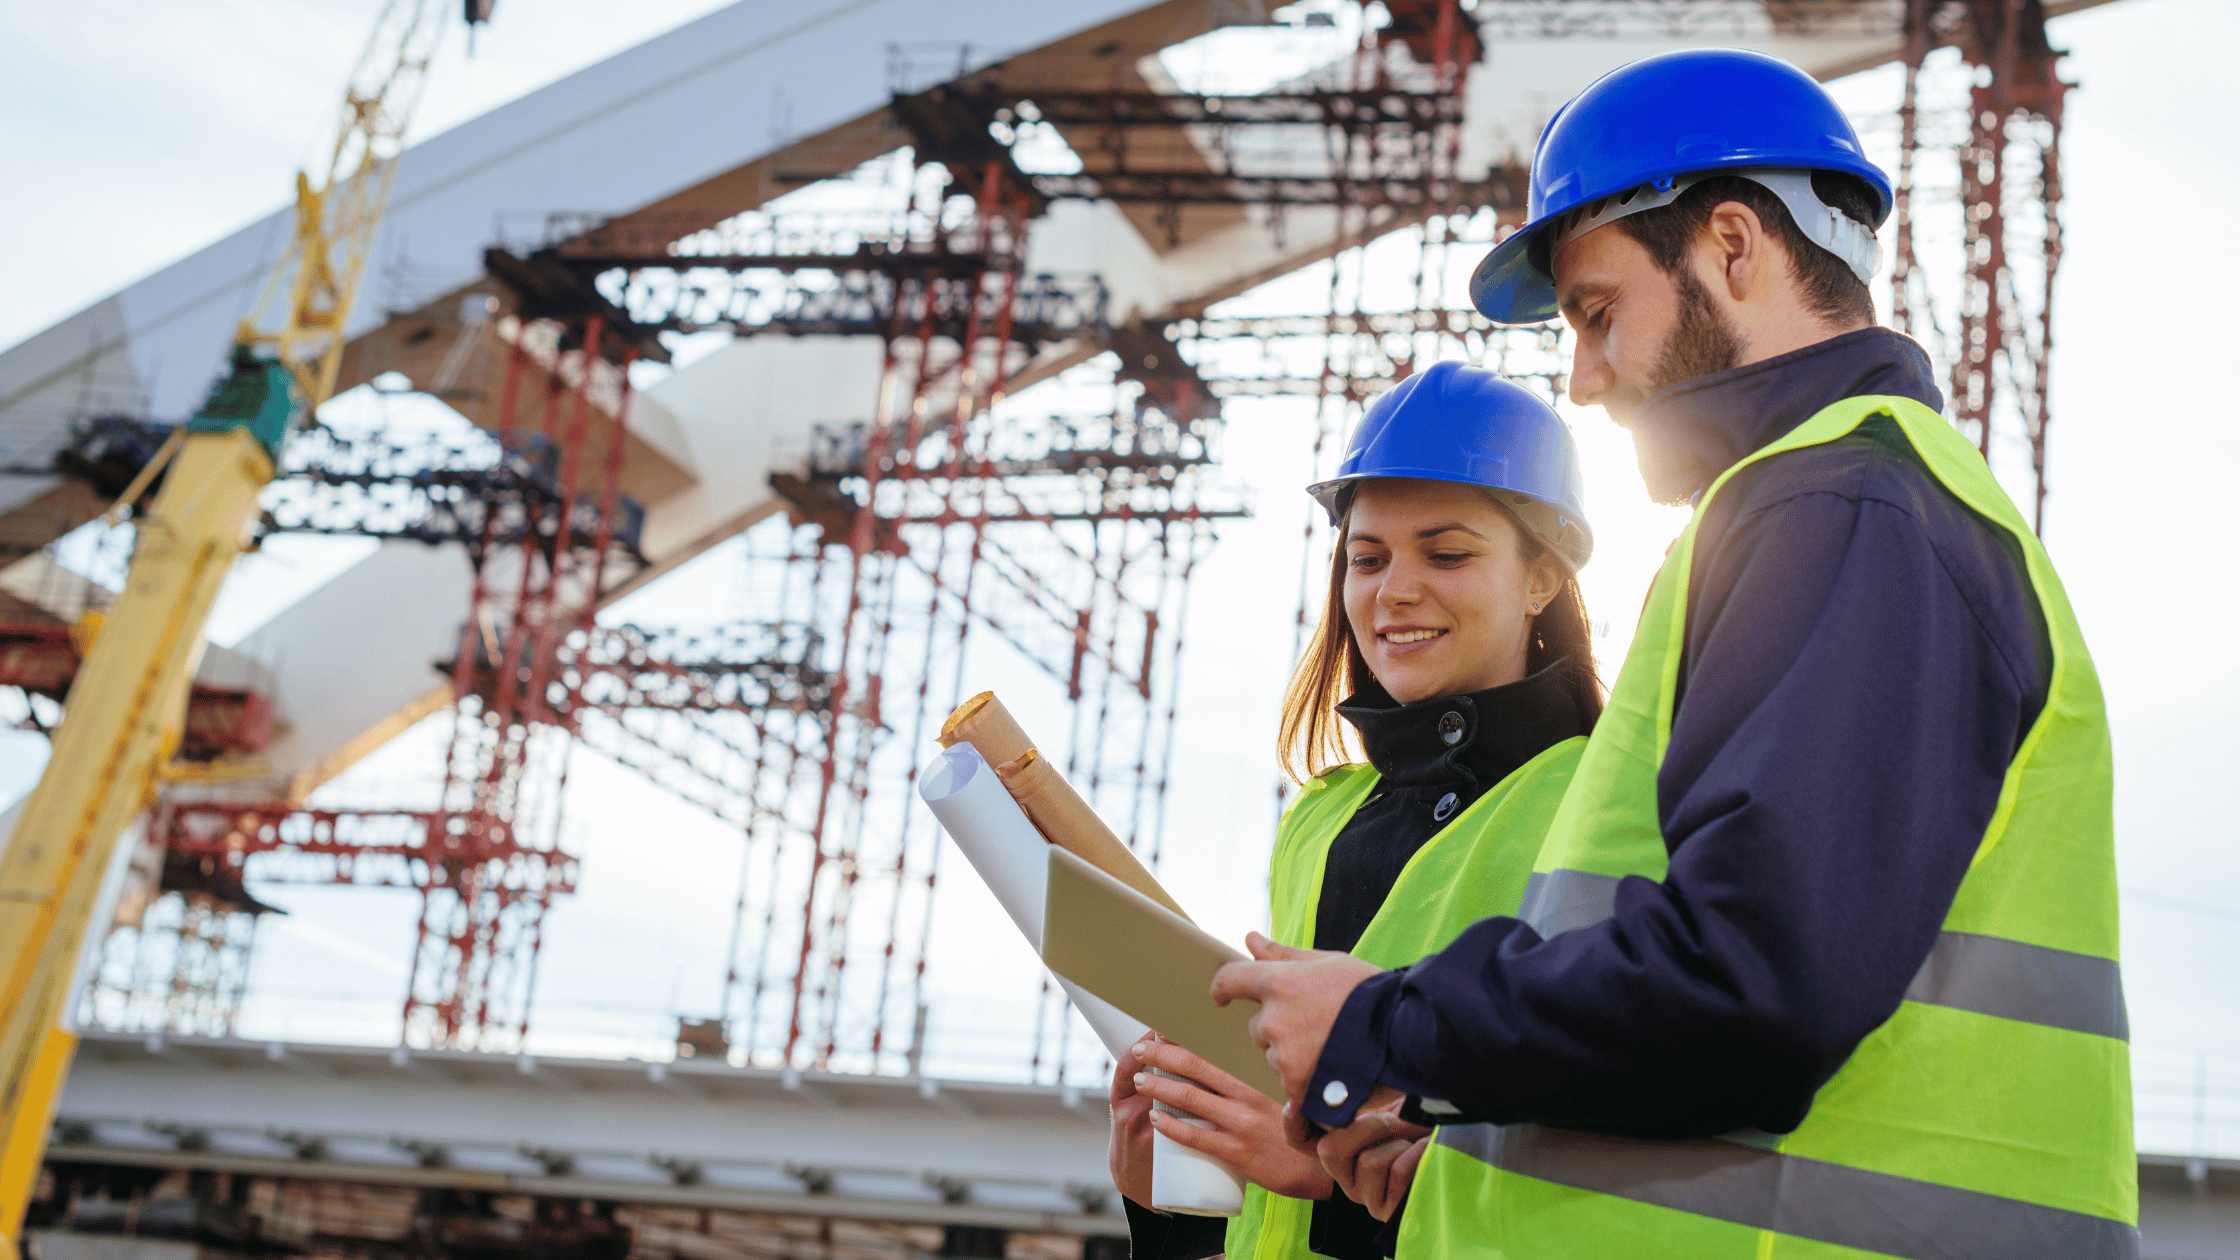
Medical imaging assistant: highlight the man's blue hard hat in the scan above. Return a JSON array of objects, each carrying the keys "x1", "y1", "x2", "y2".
[
  {"x1": 1307, "y1": 362, "x2": 1592, "y2": 568},
  {"x1": 1470, "y1": 47, "x2": 1894, "y2": 325}
]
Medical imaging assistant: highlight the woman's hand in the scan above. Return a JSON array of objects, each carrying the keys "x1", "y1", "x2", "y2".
[
  {"x1": 1132, "y1": 1037, "x2": 1334, "y2": 1201},
  {"x1": 1108, "y1": 1037, "x2": 1160, "y2": 1207},
  {"x1": 1316, "y1": 1088, "x2": 1432, "y2": 1222}
]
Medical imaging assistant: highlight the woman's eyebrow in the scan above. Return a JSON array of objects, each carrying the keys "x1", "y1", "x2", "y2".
[
  {"x1": 1417, "y1": 523, "x2": 1488, "y2": 541},
  {"x1": 1347, "y1": 529, "x2": 1384, "y2": 545}
]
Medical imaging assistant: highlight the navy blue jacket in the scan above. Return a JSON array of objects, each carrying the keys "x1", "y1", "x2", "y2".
[{"x1": 1303, "y1": 327, "x2": 2052, "y2": 1138}]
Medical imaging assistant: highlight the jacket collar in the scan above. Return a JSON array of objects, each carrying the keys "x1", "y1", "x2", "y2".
[
  {"x1": 1627, "y1": 326, "x2": 1945, "y2": 504},
  {"x1": 1337, "y1": 659, "x2": 1587, "y2": 792}
]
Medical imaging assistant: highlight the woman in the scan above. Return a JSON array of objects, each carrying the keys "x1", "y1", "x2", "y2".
[{"x1": 1107, "y1": 361, "x2": 1602, "y2": 1260}]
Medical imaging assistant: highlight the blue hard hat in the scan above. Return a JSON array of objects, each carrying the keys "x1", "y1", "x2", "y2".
[
  {"x1": 1471, "y1": 47, "x2": 1894, "y2": 325},
  {"x1": 1307, "y1": 362, "x2": 1591, "y2": 568}
]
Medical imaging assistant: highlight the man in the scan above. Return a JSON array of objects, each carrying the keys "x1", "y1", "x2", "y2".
[{"x1": 1213, "y1": 47, "x2": 2135, "y2": 1258}]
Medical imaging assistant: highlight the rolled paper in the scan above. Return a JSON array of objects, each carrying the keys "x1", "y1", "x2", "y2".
[
  {"x1": 1153, "y1": 1116, "x2": 1245, "y2": 1216},
  {"x1": 918, "y1": 741, "x2": 1243, "y2": 1216},
  {"x1": 939, "y1": 692, "x2": 1191, "y2": 921},
  {"x1": 1057, "y1": 975, "x2": 1147, "y2": 1055},
  {"x1": 939, "y1": 691, "x2": 1033, "y2": 760},
  {"x1": 919, "y1": 743, "x2": 1051, "y2": 946}
]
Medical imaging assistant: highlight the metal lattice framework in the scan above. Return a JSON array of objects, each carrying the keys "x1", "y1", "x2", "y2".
[
  {"x1": 1891, "y1": 0, "x2": 2068, "y2": 530},
  {"x1": 65, "y1": 0, "x2": 2087, "y2": 1072}
]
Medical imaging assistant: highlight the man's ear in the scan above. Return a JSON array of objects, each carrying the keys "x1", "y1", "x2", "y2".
[{"x1": 1702, "y1": 200, "x2": 1774, "y2": 302}]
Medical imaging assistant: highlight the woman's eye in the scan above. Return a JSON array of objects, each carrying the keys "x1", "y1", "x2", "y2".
[
  {"x1": 1349, "y1": 554, "x2": 1383, "y2": 571},
  {"x1": 1431, "y1": 552, "x2": 1470, "y2": 566}
]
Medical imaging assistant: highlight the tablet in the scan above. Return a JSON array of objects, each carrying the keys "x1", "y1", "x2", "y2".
[{"x1": 1041, "y1": 846, "x2": 1285, "y2": 1101}]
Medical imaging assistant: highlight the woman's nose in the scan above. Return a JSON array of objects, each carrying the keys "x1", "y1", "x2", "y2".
[{"x1": 1378, "y1": 566, "x2": 1423, "y2": 606}]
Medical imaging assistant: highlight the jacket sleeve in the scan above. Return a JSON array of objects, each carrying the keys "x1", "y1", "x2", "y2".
[
  {"x1": 1301, "y1": 466, "x2": 2046, "y2": 1136},
  {"x1": 1124, "y1": 1198, "x2": 1227, "y2": 1260}
]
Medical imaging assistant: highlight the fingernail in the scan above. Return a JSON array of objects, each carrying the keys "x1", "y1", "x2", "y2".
[
  {"x1": 1133, "y1": 1039, "x2": 1152, "y2": 1055},
  {"x1": 1133, "y1": 1072, "x2": 1149, "y2": 1088}
]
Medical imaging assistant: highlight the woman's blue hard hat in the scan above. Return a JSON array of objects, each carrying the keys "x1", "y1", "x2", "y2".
[
  {"x1": 1307, "y1": 362, "x2": 1592, "y2": 568},
  {"x1": 1470, "y1": 47, "x2": 1894, "y2": 325}
]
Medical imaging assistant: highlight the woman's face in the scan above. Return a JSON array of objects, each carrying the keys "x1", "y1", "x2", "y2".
[{"x1": 1342, "y1": 479, "x2": 1560, "y2": 706}]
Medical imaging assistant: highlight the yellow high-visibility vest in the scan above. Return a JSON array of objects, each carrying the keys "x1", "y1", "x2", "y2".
[
  {"x1": 1398, "y1": 396, "x2": 2136, "y2": 1259},
  {"x1": 1227, "y1": 736, "x2": 1587, "y2": 1260}
]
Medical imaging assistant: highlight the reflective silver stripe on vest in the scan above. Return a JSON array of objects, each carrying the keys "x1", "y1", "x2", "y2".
[
  {"x1": 1520, "y1": 870, "x2": 2129, "y2": 1042},
  {"x1": 1906, "y1": 930, "x2": 2129, "y2": 1041},
  {"x1": 1436, "y1": 1122, "x2": 2139, "y2": 1260},
  {"x1": 1517, "y1": 868, "x2": 1621, "y2": 937}
]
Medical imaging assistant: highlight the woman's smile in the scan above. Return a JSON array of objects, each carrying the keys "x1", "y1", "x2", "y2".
[{"x1": 1377, "y1": 626, "x2": 1449, "y2": 652}]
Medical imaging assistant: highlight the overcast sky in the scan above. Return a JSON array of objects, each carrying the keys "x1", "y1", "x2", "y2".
[{"x1": 3, "y1": 0, "x2": 2235, "y2": 1156}]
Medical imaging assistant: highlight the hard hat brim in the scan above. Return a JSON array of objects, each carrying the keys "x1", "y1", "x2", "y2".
[
  {"x1": 1469, "y1": 221, "x2": 1563, "y2": 325},
  {"x1": 1305, "y1": 470, "x2": 1593, "y2": 570}
]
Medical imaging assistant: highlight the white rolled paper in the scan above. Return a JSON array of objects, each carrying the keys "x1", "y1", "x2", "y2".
[
  {"x1": 920, "y1": 743, "x2": 1053, "y2": 948},
  {"x1": 919, "y1": 743, "x2": 1245, "y2": 1216}
]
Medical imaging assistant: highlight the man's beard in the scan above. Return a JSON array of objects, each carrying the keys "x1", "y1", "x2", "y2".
[
  {"x1": 1630, "y1": 265, "x2": 1747, "y2": 504},
  {"x1": 1647, "y1": 265, "x2": 1745, "y2": 396}
]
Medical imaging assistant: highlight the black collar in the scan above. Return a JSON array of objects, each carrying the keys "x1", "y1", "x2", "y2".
[
  {"x1": 1627, "y1": 326, "x2": 1945, "y2": 504},
  {"x1": 1337, "y1": 659, "x2": 1588, "y2": 793}
]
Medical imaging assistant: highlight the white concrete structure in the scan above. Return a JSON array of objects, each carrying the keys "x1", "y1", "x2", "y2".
[
  {"x1": 50, "y1": 1032, "x2": 2240, "y2": 1254},
  {"x1": 58, "y1": 1032, "x2": 1114, "y2": 1232}
]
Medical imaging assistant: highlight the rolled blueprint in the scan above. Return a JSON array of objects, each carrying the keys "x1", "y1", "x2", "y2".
[
  {"x1": 919, "y1": 742, "x2": 1245, "y2": 1216},
  {"x1": 939, "y1": 692, "x2": 1191, "y2": 920}
]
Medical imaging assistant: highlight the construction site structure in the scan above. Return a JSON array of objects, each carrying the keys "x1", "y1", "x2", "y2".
[
  {"x1": 0, "y1": 1, "x2": 467, "y2": 1250},
  {"x1": 1, "y1": 0, "x2": 2103, "y2": 1071},
  {"x1": 0, "y1": 0, "x2": 2152, "y2": 1256}
]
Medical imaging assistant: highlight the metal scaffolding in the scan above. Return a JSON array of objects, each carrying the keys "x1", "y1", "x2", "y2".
[
  {"x1": 36, "y1": 0, "x2": 2085, "y2": 1073},
  {"x1": 1891, "y1": 0, "x2": 2069, "y2": 532}
]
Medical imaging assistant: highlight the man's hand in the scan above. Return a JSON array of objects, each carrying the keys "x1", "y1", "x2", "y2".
[
  {"x1": 1132, "y1": 1038, "x2": 1330, "y2": 1200},
  {"x1": 1315, "y1": 1087, "x2": 1431, "y2": 1222},
  {"x1": 1209, "y1": 932, "x2": 1383, "y2": 1113}
]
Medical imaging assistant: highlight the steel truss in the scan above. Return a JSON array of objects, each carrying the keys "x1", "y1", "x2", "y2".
[
  {"x1": 1891, "y1": 0, "x2": 2068, "y2": 530},
  {"x1": 264, "y1": 425, "x2": 647, "y2": 556},
  {"x1": 497, "y1": 207, "x2": 1109, "y2": 345},
  {"x1": 1467, "y1": 0, "x2": 1905, "y2": 40},
  {"x1": 72, "y1": 0, "x2": 2083, "y2": 1076}
]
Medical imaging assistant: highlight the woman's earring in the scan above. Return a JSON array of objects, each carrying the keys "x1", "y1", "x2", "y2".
[{"x1": 1528, "y1": 601, "x2": 1543, "y2": 614}]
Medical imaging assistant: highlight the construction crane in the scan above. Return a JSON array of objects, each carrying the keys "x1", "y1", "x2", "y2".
[{"x1": 0, "y1": 3, "x2": 464, "y2": 1251}]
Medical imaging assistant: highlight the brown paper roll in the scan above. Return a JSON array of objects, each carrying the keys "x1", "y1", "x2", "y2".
[
  {"x1": 938, "y1": 691, "x2": 1032, "y2": 762},
  {"x1": 938, "y1": 692, "x2": 1192, "y2": 922}
]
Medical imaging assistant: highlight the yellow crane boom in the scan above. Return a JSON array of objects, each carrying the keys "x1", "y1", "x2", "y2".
[{"x1": 0, "y1": 4, "x2": 451, "y2": 1251}]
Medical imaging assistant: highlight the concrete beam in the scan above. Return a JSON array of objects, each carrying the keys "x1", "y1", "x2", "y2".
[
  {"x1": 646, "y1": 1061, "x2": 709, "y2": 1101},
  {"x1": 60, "y1": 1032, "x2": 1108, "y2": 1215},
  {"x1": 780, "y1": 1066, "x2": 841, "y2": 1110},
  {"x1": 262, "y1": 1042, "x2": 336, "y2": 1079},
  {"x1": 918, "y1": 1079, "x2": 976, "y2": 1120},
  {"x1": 385, "y1": 1046, "x2": 458, "y2": 1087},
  {"x1": 515, "y1": 1054, "x2": 582, "y2": 1095}
]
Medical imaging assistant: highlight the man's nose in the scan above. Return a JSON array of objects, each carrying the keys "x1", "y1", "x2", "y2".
[{"x1": 1569, "y1": 336, "x2": 1609, "y2": 408}]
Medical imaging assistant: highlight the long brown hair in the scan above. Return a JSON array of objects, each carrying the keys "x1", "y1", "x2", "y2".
[{"x1": 1277, "y1": 491, "x2": 1604, "y2": 784}]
